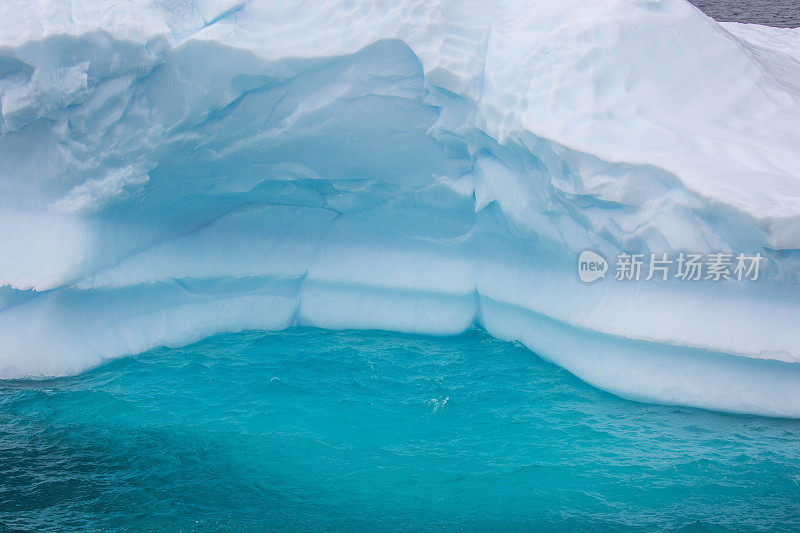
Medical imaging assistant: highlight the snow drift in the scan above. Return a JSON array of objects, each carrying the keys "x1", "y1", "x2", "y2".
[{"x1": 1, "y1": 0, "x2": 800, "y2": 417}]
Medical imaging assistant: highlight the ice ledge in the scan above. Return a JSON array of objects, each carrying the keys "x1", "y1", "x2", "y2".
[{"x1": 2, "y1": 275, "x2": 799, "y2": 418}]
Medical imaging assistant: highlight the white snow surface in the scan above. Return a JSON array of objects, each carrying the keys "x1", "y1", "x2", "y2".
[{"x1": 1, "y1": 0, "x2": 800, "y2": 417}]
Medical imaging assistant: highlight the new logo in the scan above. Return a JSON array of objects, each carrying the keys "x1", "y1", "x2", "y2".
[{"x1": 578, "y1": 251, "x2": 608, "y2": 283}]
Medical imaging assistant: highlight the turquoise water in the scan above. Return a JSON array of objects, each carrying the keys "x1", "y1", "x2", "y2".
[{"x1": 1, "y1": 329, "x2": 799, "y2": 531}]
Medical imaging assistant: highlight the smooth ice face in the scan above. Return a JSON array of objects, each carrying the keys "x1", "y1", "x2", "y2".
[{"x1": 1, "y1": 0, "x2": 799, "y2": 417}]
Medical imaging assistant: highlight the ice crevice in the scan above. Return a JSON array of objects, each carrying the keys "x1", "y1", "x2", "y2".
[{"x1": 1, "y1": 0, "x2": 800, "y2": 417}]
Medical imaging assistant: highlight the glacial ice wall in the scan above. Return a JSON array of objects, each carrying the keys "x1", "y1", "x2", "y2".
[{"x1": 1, "y1": 0, "x2": 800, "y2": 417}]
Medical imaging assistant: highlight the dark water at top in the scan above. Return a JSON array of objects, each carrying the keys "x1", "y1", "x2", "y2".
[{"x1": 690, "y1": 0, "x2": 800, "y2": 27}]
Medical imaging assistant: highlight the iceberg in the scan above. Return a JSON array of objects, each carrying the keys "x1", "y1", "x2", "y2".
[{"x1": 1, "y1": 0, "x2": 799, "y2": 417}]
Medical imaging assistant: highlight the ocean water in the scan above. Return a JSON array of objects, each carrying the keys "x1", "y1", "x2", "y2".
[
  {"x1": 2, "y1": 328, "x2": 799, "y2": 531},
  {"x1": 690, "y1": 0, "x2": 800, "y2": 27}
]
